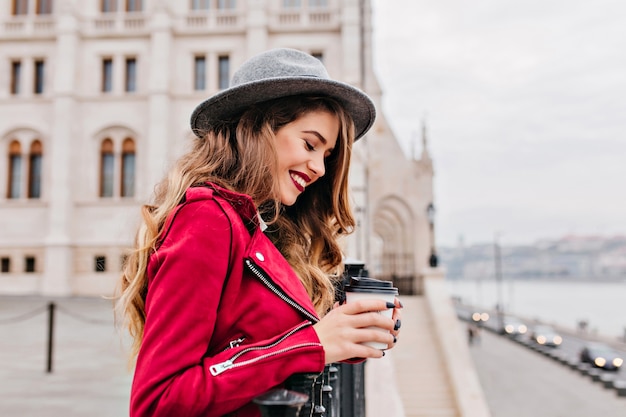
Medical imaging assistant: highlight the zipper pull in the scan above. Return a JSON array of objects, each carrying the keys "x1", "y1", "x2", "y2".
[
  {"x1": 229, "y1": 337, "x2": 245, "y2": 349},
  {"x1": 210, "y1": 360, "x2": 234, "y2": 376}
]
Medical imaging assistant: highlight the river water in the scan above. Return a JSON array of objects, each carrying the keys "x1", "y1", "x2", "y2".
[{"x1": 445, "y1": 279, "x2": 626, "y2": 340}]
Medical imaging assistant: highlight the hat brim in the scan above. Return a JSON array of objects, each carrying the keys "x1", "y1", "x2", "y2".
[{"x1": 190, "y1": 76, "x2": 376, "y2": 141}]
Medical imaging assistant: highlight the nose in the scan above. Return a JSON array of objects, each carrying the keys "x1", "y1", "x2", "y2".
[{"x1": 308, "y1": 153, "x2": 326, "y2": 179}]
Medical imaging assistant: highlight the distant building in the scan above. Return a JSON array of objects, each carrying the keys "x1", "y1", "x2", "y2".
[
  {"x1": 0, "y1": 0, "x2": 435, "y2": 296},
  {"x1": 441, "y1": 235, "x2": 626, "y2": 281}
]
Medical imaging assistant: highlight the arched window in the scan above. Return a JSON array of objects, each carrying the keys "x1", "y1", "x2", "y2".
[
  {"x1": 8, "y1": 141, "x2": 22, "y2": 199},
  {"x1": 36, "y1": 0, "x2": 53, "y2": 14},
  {"x1": 101, "y1": 0, "x2": 117, "y2": 12},
  {"x1": 28, "y1": 140, "x2": 42, "y2": 199},
  {"x1": 100, "y1": 139, "x2": 115, "y2": 197},
  {"x1": 12, "y1": 0, "x2": 28, "y2": 15},
  {"x1": 121, "y1": 138, "x2": 135, "y2": 197}
]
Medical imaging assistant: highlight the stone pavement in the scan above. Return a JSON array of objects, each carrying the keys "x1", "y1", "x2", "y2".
[
  {"x1": 0, "y1": 294, "x2": 483, "y2": 417},
  {"x1": 0, "y1": 295, "x2": 409, "y2": 417},
  {"x1": 0, "y1": 296, "x2": 132, "y2": 417}
]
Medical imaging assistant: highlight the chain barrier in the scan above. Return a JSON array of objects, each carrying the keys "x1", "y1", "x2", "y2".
[
  {"x1": 0, "y1": 303, "x2": 113, "y2": 326},
  {"x1": 55, "y1": 304, "x2": 113, "y2": 326},
  {"x1": 0, "y1": 304, "x2": 48, "y2": 325},
  {"x1": 1, "y1": 301, "x2": 115, "y2": 373}
]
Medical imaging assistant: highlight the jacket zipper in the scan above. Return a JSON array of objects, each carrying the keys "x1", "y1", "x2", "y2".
[
  {"x1": 244, "y1": 258, "x2": 319, "y2": 324},
  {"x1": 210, "y1": 321, "x2": 319, "y2": 376}
]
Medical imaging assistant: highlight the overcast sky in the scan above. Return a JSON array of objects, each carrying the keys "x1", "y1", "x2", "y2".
[{"x1": 370, "y1": 0, "x2": 626, "y2": 247}]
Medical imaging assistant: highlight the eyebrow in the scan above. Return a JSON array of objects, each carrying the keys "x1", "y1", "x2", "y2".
[{"x1": 301, "y1": 130, "x2": 328, "y2": 145}]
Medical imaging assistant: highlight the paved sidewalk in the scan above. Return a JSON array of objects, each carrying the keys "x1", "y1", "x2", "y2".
[
  {"x1": 0, "y1": 296, "x2": 132, "y2": 417},
  {"x1": 0, "y1": 296, "x2": 406, "y2": 417}
]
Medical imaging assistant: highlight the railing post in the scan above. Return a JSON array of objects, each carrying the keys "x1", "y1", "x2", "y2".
[
  {"x1": 46, "y1": 301, "x2": 55, "y2": 373},
  {"x1": 253, "y1": 389, "x2": 309, "y2": 417}
]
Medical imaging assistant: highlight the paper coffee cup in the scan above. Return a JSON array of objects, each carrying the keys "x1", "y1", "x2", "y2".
[{"x1": 344, "y1": 277, "x2": 398, "y2": 349}]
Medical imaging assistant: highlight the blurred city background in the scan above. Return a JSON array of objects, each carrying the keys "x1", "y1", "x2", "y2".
[{"x1": 1, "y1": 1, "x2": 625, "y2": 416}]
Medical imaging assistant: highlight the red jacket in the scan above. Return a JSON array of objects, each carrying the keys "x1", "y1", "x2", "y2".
[{"x1": 130, "y1": 184, "x2": 326, "y2": 417}]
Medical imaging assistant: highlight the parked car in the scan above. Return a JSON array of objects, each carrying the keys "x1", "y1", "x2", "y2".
[
  {"x1": 500, "y1": 316, "x2": 527, "y2": 337},
  {"x1": 580, "y1": 343, "x2": 624, "y2": 371},
  {"x1": 529, "y1": 325, "x2": 562, "y2": 347}
]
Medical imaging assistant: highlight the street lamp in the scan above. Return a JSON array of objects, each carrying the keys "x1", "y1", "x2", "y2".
[
  {"x1": 494, "y1": 233, "x2": 504, "y2": 332},
  {"x1": 426, "y1": 203, "x2": 438, "y2": 267}
]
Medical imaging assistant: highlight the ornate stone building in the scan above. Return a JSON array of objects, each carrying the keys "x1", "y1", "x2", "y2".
[{"x1": 0, "y1": 0, "x2": 434, "y2": 296}]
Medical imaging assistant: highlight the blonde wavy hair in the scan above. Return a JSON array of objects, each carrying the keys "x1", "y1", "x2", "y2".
[{"x1": 116, "y1": 96, "x2": 356, "y2": 358}]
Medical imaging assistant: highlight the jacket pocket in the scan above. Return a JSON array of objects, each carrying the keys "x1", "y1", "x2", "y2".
[{"x1": 209, "y1": 321, "x2": 321, "y2": 376}]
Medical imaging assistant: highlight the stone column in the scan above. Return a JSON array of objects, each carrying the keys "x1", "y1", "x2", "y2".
[
  {"x1": 42, "y1": 2, "x2": 78, "y2": 295},
  {"x1": 144, "y1": 7, "x2": 173, "y2": 197},
  {"x1": 246, "y1": 0, "x2": 269, "y2": 58}
]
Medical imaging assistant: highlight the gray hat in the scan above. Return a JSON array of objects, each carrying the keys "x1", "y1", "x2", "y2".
[{"x1": 190, "y1": 48, "x2": 376, "y2": 141}]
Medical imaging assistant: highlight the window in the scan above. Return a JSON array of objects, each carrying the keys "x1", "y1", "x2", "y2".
[
  {"x1": 102, "y1": 58, "x2": 113, "y2": 92},
  {"x1": 126, "y1": 0, "x2": 142, "y2": 12},
  {"x1": 100, "y1": 139, "x2": 114, "y2": 197},
  {"x1": 283, "y1": 0, "x2": 301, "y2": 8},
  {"x1": 95, "y1": 256, "x2": 106, "y2": 272},
  {"x1": 311, "y1": 52, "x2": 323, "y2": 62},
  {"x1": 217, "y1": 0, "x2": 236, "y2": 9},
  {"x1": 191, "y1": 0, "x2": 209, "y2": 10},
  {"x1": 218, "y1": 55, "x2": 230, "y2": 90},
  {"x1": 120, "y1": 253, "x2": 129, "y2": 270},
  {"x1": 121, "y1": 138, "x2": 135, "y2": 197},
  {"x1": 36, "y1": 0, "x2": 52, "y2": 14},
  {"x1": 194, "y1": 56, "x2": 206, "y2": 91},
  {"x1": 8, "y1": 141, "x2": 22, "y2": 199},
  {"x1": 12, "y1": 0, "x2": 28, "y2": 15},
  {"x1": 1, "y1": 257, "x2": 9, "y2": 273},
  {"x1": 28, "y1": 141, "x2": 42, "y2": 199},
  {"x1": 34, "y1": 59, "x2": 45, "y2": 95},
  {"x1": 125, "y1": 57, "x2": 136, "y2": 92},
  {"x1": 25, "y1": 256, "x2": 36, "y2": 273},
  {"x1": 10, "y1": 61, "x2": 21, "y2": 95},
  {"x1": 101, "y1": 0, "x2": 117, "y2": 12},
  {"x1": 309, "y1": 0, "x2": 327, "y2": 7}
]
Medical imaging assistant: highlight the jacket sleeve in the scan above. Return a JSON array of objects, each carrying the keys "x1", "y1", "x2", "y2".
[{"x1": 129, "y1": 197, "x2": 325, "y2": 417}]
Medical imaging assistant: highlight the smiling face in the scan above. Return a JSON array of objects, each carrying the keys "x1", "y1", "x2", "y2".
[{"x1": 274, "y1": 109, "x2": 340, "y2": 206}]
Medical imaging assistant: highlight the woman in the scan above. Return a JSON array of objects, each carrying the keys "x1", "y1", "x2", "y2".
[{"x1": 117, "y1": 48, "x2": 402, "y2": 417}]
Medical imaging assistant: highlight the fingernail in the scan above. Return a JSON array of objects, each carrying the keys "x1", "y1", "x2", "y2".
[
  {"x1": 386, "y1": 302, "x2": 395, "y2": 309},
  {"x1": 382, "y1": 351, "x2": 386, "y2": 357},
  {"x1": 398, "y1": 300, "x2": 404, "y2": 308},
  {"x1": 394, "y1": 319, "x2": 402, "y2": 331},
  {"x1": 393, "y1": 336, "x2": 397, "y2": 344}
]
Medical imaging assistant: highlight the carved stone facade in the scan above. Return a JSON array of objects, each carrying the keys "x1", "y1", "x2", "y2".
[{"x1": 0, "y1": 0, "x2": 433, "y2": 296}]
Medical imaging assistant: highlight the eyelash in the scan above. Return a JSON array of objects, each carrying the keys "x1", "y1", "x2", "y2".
[{"x1": 304, "y1": 140, "x2": 315, "y2": 151}]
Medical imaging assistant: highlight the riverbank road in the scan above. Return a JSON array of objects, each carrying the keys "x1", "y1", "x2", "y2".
[{"x1": 469, "y1": 328, "x2": 626, "y2": 417}]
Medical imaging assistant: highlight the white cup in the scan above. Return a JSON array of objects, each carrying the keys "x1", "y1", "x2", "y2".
[{"x1": 344, "y1": 278, "x2": 398, "y2": 350}]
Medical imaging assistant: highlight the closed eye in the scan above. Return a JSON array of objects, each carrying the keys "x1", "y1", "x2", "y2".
[{"x1": 304, "y1": 140, "x2": 315, "y2": 151}]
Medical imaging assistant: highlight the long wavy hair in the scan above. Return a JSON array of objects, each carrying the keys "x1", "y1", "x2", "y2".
[{"x1": 116, "y1": 95, "x2": 356, "y2": 358}]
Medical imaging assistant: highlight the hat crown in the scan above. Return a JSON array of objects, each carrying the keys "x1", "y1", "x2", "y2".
[{"x1": 231, "y1": 48, "x2": 330, "y2": 88}]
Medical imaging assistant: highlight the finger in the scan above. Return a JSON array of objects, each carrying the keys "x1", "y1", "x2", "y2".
[
  {"x1": 352, "y1": 327, "x2": 395, "y2": 347},
  {"x1": 350, "y1": 311, "x2": 395, "y2": 331},
  {"x1": 341, "y1": 299, "x2": 396, "y2": 315}
]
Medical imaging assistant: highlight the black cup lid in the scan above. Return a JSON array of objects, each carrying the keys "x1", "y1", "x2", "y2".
[{"x1": 344, "y1": 276, "x2": 398, "y2": 294}]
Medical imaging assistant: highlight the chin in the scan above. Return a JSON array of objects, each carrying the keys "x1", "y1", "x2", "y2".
[
  {"x1": 280, "y1": 198, "x2": 297, "y2": 207},
  {"x1": 279, "y1": 192, "x2": 299, "y2": 206}
]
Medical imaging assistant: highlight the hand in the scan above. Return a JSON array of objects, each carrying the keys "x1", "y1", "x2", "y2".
[{"x1": 313, "y1": 299, "x2": 397, "y2": 364}]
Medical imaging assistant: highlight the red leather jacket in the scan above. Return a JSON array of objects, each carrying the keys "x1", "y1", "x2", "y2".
[{"x1": 130, "y1": 184, "x2": 326, "y2": 417}]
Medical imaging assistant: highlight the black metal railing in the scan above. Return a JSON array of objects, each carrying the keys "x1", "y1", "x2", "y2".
[
  {"x1": 254, "y1": 260, "x2": 370, "y2": 416},
  {"x1": 256, "y1": 361, "x2": 366, "y2": 417}
]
